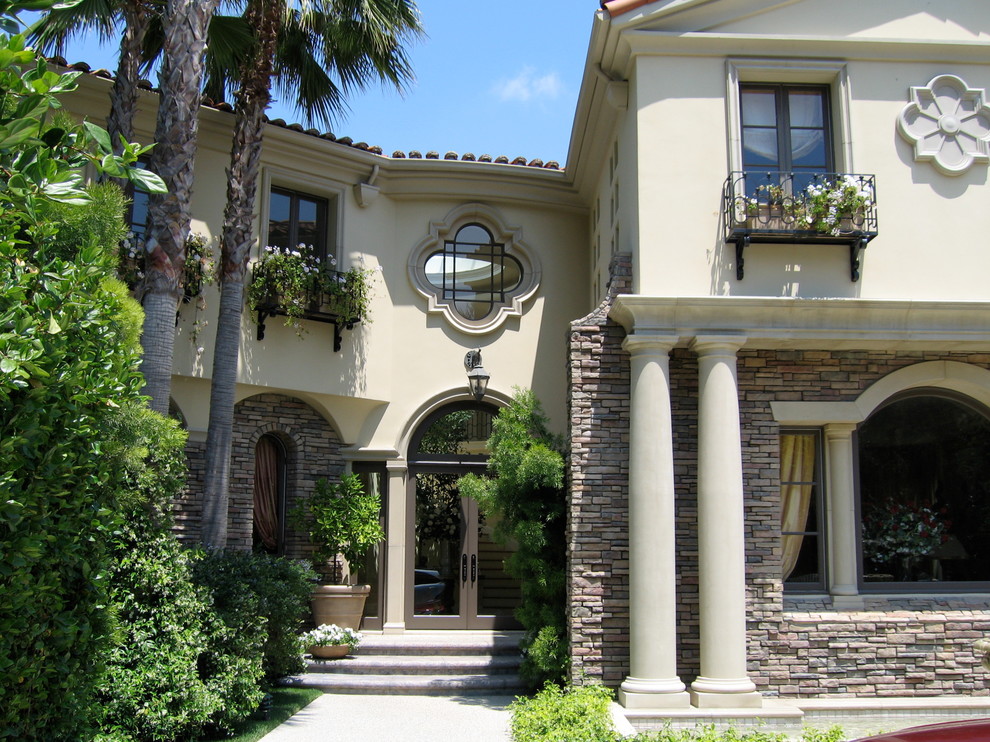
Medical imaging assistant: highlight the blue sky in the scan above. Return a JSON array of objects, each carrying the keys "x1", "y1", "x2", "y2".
[{"x1": 25, "y1": 2, "x2": 598, "y2": 165}]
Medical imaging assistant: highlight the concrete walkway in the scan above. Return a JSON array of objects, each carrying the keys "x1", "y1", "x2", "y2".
[{"x1": 260, "y1": 693, "x2": 515, "y2": 742}]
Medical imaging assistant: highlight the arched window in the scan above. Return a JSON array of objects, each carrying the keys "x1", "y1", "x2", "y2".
[
  {"x1": 253, "y1": 434, "x2": 287, "y2": 554},
  {"x1": 859, "y1": 393, "x2": 990, "y2": 586}
]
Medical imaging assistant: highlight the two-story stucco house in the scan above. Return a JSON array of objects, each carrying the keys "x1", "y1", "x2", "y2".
[{"x1": 62, "y1": 0, "x2": 990, "y2": 726}]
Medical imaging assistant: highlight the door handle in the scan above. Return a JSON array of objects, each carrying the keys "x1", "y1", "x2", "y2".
[
  {"x1": 471, "y1": 554, "x2": 477, "y2": 583},
  {"x1": 461, "y1": 553, "x2": 468, "y2": 583}
]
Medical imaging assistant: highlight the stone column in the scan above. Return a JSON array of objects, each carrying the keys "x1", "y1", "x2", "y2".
[
  {"x1": 382, "y1": 461, "x2": 407, "y2": 633},
  {"x1": 825, "y1": 423, "x2": 863, "y2": 607},
  {"x1": 618, "y1": 333, "x2": 690, "y2": 709},
  {"x1": 689, "y1": 336, "x2": 761, "y2": 708}
]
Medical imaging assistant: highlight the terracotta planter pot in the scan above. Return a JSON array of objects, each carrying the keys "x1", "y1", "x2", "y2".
[
  {"x1": 310, "y1": 584, "x2": 370, "y2": 630},
  {"x1": 308, "y1": 644, "x2": 350, "y2": 659}
]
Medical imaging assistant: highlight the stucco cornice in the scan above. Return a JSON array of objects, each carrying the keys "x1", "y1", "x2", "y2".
[
  {"x1": 621, "y1": 31, "x2": 990, "y2": 66},
  {"x1": 610, "y1": 296, "x2": 990, "y2": 350}
]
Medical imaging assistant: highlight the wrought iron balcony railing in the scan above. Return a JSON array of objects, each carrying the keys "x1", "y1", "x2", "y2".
[
  {"x1": 723, "y1": 171, "x2": 878, "y2": 281},
  {"x1": 253, "y1": 270, "x2": 363, "y2": 352}
]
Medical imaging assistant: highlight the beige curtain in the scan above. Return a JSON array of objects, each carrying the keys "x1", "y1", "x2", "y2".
[
  {"x1": 253, "y1": 436, "x2": 280, "y2": 552},
  {"x1": 780, "y1": 433, "x2": 816, "y2": 580}
]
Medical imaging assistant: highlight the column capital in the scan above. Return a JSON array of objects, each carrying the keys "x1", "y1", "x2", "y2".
[
  {"x1": 824, "y1": 422, "x2": 858, "y2": 441},
  {"x1": 690, "y1": 334, "x2": 747, "y2": 355},
  {"x1": 622, "y1": 333, "x2": 680, "y2": 356}
]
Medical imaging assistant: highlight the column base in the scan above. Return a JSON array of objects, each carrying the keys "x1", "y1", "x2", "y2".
[
  {"x1": 619, "y1": 676, "x2": 691, "y2": 709},
  {"x1": 689, "y1": 677, "x2": 762, "y2": 708},
  {"x1": 382, "y1": 622, "x2": 406, "y2": 634}
]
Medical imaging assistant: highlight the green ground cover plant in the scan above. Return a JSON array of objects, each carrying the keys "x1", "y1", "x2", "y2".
[{"x1": 510, "y1": 683, "x2": 850, "y2": 742}]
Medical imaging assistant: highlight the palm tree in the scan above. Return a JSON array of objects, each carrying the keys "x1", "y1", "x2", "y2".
[
  {"x1": 29, "y1": 0, "x2": 159, "y2": 153},
  {"x1": 139, "y1": 0, "x2": 222, "y2": 415},
  {"x1": 31, "y1": 0, "x2": 223, "y2": 415},
  {"x1": 199, "y1": 0, "x2": 421, "y2": 546}
]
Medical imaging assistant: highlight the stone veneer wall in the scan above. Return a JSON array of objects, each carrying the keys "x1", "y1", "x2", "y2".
[
  {"x1": 568, "y1": 253, "x2": 632, "y2": 686},
  {"x1": 740, "y1": 350, "x2": 990, "y2": 697},
  {"x1": 175, "y1": 393, "x2": 344, "y2": 556},
  {"x1": 568, "y1": 277, "x2": 990, "y2": 695}
]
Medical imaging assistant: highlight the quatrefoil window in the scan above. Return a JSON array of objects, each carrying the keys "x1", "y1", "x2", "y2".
[{"x1": 897, "y1": 74, "x2": 990, "y2": 176}]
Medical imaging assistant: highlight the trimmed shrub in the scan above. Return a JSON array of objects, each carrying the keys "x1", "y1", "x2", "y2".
[{"x1": 192, "y1": 549, "x2": 316, "y2": 682}]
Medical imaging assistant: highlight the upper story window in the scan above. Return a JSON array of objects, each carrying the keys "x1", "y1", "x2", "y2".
[
  {"x1": 409, "y1": 203, "x2": 540, "y2": 334},
  {"x1": 741, "y1": 84, "x2": 832, "y2": 192},
  {"x1": 424, "y1": 224, "x2": 522, "y2": 322},
  {"x1": 268, "y1": 187, "x2": 328, "y2": 257}
]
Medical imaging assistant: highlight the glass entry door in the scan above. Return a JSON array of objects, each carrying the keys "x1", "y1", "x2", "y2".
[{"x1": 406, "y1": 403, "x2": 521, "y2": 629}]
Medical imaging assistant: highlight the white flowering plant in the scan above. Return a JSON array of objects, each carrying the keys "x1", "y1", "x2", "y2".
[
  {"x1": 740, "y1": 175, "x2": 874, "y2": 236},
  {"x1": 248, "y1": 243, "x2": 376, "y2": 330},
  {"x1": 299, "y1": 623, "x2": 361, "y2": 652},
  {"x1": 798, "y1": 175, "x2": 873, "y2": 235}
]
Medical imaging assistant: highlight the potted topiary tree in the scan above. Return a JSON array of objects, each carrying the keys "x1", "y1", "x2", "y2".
[{"x1": 290, "y1": 473, "x2": 385, "y2": 629}]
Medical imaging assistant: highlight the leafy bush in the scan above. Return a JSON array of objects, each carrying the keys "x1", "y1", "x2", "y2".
[
  {"x1": 192, "y1": 549, "x2": 316, "y2": 681},
  {"x1": 0, "y1": 34, "x2": 160, "y2": 737},
  {"x1": 459, "y1": 389, "x2": 568, "y2": 687},
  {"x1": 95, "y1": 409, "x2": 270, "y2": 741},
  {"x1": 510, "y1": 682, "x2": 618, "y2": 742}
]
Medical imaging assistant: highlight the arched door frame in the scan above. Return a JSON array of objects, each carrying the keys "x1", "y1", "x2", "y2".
[{"x1": 403, "y1": 398, "x2": 519, "y2": 629}]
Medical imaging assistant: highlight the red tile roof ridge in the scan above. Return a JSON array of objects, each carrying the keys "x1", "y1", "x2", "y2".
[
  {"x1": 601, "y1": 0, "x2": 654, "y2": 18},
  {"x1": 47, "y1": 55, "x2": 563, "y2": 171}
]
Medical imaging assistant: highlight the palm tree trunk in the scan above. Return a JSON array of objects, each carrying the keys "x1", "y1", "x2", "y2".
[
  {"x1": 139, "y1": 0, "x2": 221, "y2": 415},
  {"x1": 200, "y1": 0, "x2": 280, "y2": 547},
  {"x1": 107, "y1": 0, "x2": 149, "y2": 154}
]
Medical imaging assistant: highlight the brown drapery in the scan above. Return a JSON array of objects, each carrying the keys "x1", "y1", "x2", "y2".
[
  {"x1": 780, "y1": 433, "x2": 816, "y2": 581},
  {"x1": 253, "y1": 435, "x2": 281, "y2": 552}
]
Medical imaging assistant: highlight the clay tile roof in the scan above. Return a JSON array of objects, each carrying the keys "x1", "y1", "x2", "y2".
[
  {"x1": 601, "y1": 0, "x2": 653, "y2": 17},
  {"x1": 49, "y1": 57, "x2": 563, "y2": 171}
]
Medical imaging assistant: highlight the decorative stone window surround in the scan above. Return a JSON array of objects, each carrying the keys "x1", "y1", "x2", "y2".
[
  {"x1": 726, "y1": 59, "x2": 854, "y2": 175},
  {"x1": 259, "y1": 166, "x2": 344, "y2": 263},
  {"x1": 408, "y1": 203, "x2": 541, "y2": 335}
]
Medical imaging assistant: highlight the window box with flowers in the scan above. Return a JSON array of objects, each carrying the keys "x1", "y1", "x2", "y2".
[
  {"x1": 247, "y1": 243, "x2": 377, "y2": 351},
  {"x1": 723, "y1": 171, "x2": 878, "y2": 281}
]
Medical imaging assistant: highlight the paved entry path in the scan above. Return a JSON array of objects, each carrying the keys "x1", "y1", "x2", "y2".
[{"x1": 260, "y1": 693, "x2": 515, "y2": 742}]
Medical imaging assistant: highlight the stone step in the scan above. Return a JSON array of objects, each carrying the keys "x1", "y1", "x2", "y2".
[
  {"x1": 283, "y1": 671, "x2": 527, "y2": 695},
  {"x1": 305, "y1": 653, "x2": 521, "y2": 676},
  {"x1": 356, "y1": 632, "x2": 523, "y2": 657}
]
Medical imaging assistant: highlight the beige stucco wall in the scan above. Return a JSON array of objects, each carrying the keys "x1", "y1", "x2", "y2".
[
  {"x1": 63, "y1": 73, "x2": 590, "y2": 454},
  {"x1": 581, "y1": 1, "x2": 990, "y2": 302}
]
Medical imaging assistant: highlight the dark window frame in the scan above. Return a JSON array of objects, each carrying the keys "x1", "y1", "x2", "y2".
[
  {"x1": 780, "y1": 428, "x2": 827, "y2": 593},
  {"x1": 740, "y1": 83, "x2": 834, "y2": 184},
  {"x1": 267, "y1": 186, "x2": 330, "y2": 259}
]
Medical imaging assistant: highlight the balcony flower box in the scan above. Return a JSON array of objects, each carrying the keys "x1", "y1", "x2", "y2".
[
  {"x1": 724, "y1": 172, "x2": 878, "y2": 281},
  {"x1": 248, "y1": 244, "x2": 375, "y2": 351}
]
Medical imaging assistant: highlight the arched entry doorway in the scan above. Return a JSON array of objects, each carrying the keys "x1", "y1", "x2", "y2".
[{"x1": 406, "y1": 402, "x2": 521, "y2": 629}]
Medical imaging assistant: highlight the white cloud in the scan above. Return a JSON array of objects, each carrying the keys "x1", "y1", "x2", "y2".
[{"x1": 492, "y1": 67, "x2": 563, "y2": 103}]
